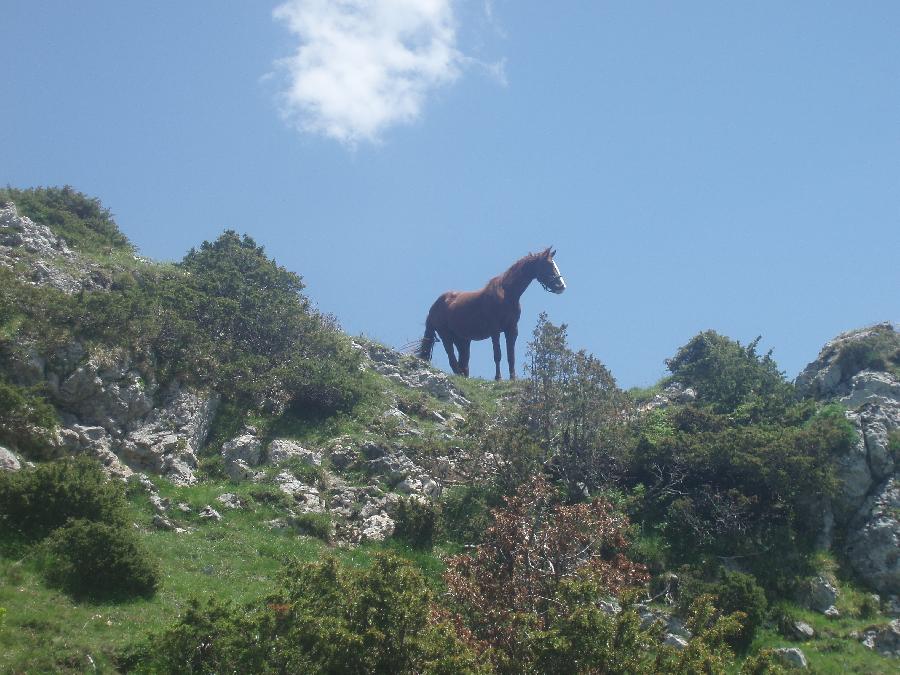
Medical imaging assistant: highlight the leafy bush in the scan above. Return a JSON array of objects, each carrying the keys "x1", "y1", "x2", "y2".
[
  {"x1": 41, "y1": 519, "x2": 158, "y2": 599},
  {"x1": 131, "y1": 553, "x2": 484, "y2": 673},
  {"x1": 665, "y1": 331, "x2": 794, "y2": 419},
  {"x1": 713, "y1": 572, "x2": 768, "y2": 651},
  {"x1": 291, "y1": 512, "x2": 332, "y2": 541},
  {"x1": 630, "y1": 403, "x2": 854, "y2": 586},
  {"x1": 0, "y1": 457, "x2": 127, "y2": 539},
  {"x1": 394, "y1": 496, "x2": 438, "y2": 548},
  {"x1": 444, "y1": 475, "x2": 648, "y2": 668},
  {"x1": 0, "y1": 376, "x2": 58, "y2": 458},
  {"x1": 439, "y1": 483, "x2": 501, "y2": 545}
]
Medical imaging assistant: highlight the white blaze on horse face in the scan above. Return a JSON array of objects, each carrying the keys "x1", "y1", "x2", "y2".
[{"x1": 551, "y1": 260, "x2": 566, "y2": 293}]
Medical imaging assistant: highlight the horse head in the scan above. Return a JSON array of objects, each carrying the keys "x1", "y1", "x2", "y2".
[{"x1": 535, "y1": 247, "x2": 566, "y2": 294}]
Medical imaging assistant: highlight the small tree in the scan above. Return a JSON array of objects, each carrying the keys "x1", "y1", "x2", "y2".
[
  {"x1": 444, "y1": 475, "x2": 648, "y2": 665},
  {"x1": 520, "y1": 313, "x2": 631, "y2": 489}
]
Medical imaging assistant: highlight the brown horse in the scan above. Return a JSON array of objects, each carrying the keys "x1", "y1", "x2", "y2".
[{"x1": 417, "y1": 248, "x2": 566, "y2": 380}]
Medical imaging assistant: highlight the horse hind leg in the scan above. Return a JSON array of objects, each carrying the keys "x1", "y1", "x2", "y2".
[
  {"x1": 436, "y1": 329, "x2": 461, "y2": 374},
  {"x1": 456, "y1": 340, "x2": 471, "y2": 377}
]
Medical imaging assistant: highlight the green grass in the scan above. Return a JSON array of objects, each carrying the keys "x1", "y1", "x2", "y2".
[
  {"x1": 0, "y1": 474, "x2": 457, "y2": 673},
  {"x1": 0, "y1": 479, "x2": 327, "y2": 673}
]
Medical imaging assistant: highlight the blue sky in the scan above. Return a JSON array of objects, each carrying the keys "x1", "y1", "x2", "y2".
[{"x1": 3, "y1": 1, "x2": 898, "y2": 387}]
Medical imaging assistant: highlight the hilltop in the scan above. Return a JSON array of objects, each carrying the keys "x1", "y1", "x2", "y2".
[{"x1": 0, "y1": 188, "x2": 898, "y2": 672}]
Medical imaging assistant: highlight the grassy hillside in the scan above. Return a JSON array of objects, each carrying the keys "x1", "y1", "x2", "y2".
[{"x1": 0, "y1": 188, "x2": 897, "y2": 673}]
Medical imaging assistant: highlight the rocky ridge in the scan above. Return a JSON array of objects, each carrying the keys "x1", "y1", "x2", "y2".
[{"x1": 795, "y1": 322, "x2": 900, "y2": 597}]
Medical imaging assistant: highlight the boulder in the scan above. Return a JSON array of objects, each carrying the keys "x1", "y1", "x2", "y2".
[
  {"x1": 222, "y1": 433, "x2": 262, "y2": 467},
  {"x1": 860, "y1": 619, "x2": 900, "y2": 658},
  {"x1": 845, "y1": 478, "x2": 900, "y2": 595},
  {"x1": 352, "y1": 339, "x2": 469, "y2": 406},
  {"x1": 800, "y1": 576, "x2": 839, "y2": 613},
  {"x1": 790, "y1": 621, "x2": 815, "y2": 641},
  {"x1": 225, "y1": 459, "x2": 258, "y2": 483},
  {"x1": 198, "y1": 506, "x2": 222, "y2": 521},
  {"x1": 267, "y1": 439, "x2": 322, "y2": 466},
  {"x1": 0, "y1": 446, "x2": 21, "y2": 472},
  {"x1": 275, "y1": 471, "x2": 325, "y2": 513},
  {"x1": 216, "y1": 493, "x2": 244, "y2": 509},
  {"x1": 773, "y1": 647, "x2": 808, "y2": 669}
]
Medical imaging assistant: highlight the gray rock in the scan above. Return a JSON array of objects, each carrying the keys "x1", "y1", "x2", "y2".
[
  {"x1": 152, "y1": 514, "x2": 176, "y2": 530},
  {"x1": 791, "y1": 621, "x2": 815, "y2": 641},
  {"x1": 267, "y1": 439, "x2": 322, "y2": 466},
  {"x1": 824, "y1": 605, "x2": 841, "y2": 619},
  {"x1": 773, "y1": 647, "x2": 808, "y2": 669},
  {"x1": 352, "y1": 339, "x2": 469, "y2": 406},
  {"x1": 663, "y1": 633, "x2": 689, "y2": 651},
  {"x1": 225, "y1": 458, "x2": 258, "y2": 482},
  {"x1": 357, "y1": 512, "x2": 395, "y2": 542},
  {"x1": 275, "y1": 471, "x2": 325, "y2": 513},
  {"x1": 801, "y1": 576, "x2": 840, "y2": 613},
  {"x1": 222, "y1": 433, "x2": 262, "y2": 466},
  {"x1": 795, "y1": 323, "x2": 896, "y2": 400},
  {"x1": 0, "y1": 446, "x2": 21, "y2": 472},
  {"x1": 846, "y1": 478, "x2": 900, "y2": 595},
  {"x1": 216, "y1": 493, "x2": 244, "y2": 509},
  {"x1": 859, "y1": 619, "x2": 900, "y2": 657},
  {"x1": 149, "y1": 495, "x2": 170, "y2": 513},
  {"x1": 198, "y1": 506, "x2": 222, "y2": 521}
]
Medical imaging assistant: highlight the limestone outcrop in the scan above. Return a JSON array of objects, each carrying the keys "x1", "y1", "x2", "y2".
[{"x1": 796, "y1": 323, "x2": 899, "y2": 595}]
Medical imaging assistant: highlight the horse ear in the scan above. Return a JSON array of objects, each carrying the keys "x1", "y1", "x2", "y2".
[
  {"x1": 543, "y1": 246, "x2": 553, "y2": 258},
  {"x1": 550, "y1": 248, "x2": 557, "y2": 258}
]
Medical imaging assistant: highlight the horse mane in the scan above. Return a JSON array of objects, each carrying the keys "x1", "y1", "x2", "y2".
[{"x1": 495, "y1": 251, "x2": 540, "y2": 290}]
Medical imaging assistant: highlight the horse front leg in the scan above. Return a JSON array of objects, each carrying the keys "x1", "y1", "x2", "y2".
[
  {"x1": 457, "y1": 340, "x2": 471, "y2": 377},
  {"x1": 505, "y1": 329, "x2": 518, "y2": 380},
  {"x1": 491, "y1": 333, "x2": 502, "y2": 380}
]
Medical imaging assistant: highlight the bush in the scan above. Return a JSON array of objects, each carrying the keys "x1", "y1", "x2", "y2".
[
  {"x1": 41, "y1": 519, "x2": 158, "y2": 599},
  {"x1": 520, "y1": 313, "x2": 631, "y2": 490},
  {"x1": 444, "y1": 475, "x2": 648, "y2": 668},
  {"x1": 291, "y1": 512, "x2": 332, "y2": 541},
  {"x1": 0, "y1": 377, "x2": 58, "y2": 458},
  {"x1": 439, "y1": 483, "x2": 501, "y2": 545},
  {"x1": 0, "y1": 185, "x2": 133, "y2": 254},
  {"x1": 665, "y1": 331, "x2": 794, "y2": 419},
  {"x1": 394, "y1": 497, "x2": 438, "y2": 548},
  {"x1": 131, "y1": 554, "x2": 484, "y2": 673},
  {"x1": 714, "y1": 571, "x2": 768, "y2": 651},
  {"x1": 0, "y1": 457, "x2": 127, "y2": 539}
]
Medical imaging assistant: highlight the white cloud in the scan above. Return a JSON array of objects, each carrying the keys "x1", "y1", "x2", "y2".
[{"x1": 272, "y1": 0, "x2": 463, "y2": 145}]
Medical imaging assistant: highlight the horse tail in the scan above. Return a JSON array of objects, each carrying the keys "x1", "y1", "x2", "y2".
[{"x1": 417, "y1": 316, "x2": 437, "y2": 361}]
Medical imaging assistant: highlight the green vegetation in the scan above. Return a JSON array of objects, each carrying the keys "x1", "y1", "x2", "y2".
[
  {"x1": 0, "y1": 376, "x2": 58, "y2": 458},
  {"x1": 40, "y1": 519, "x2": 159, "y2": 600},
  {"x1": 0, "y1": 457, "x2": 128, "y2": 539},
  {"x1": 0, "y1": 187, "x2": 895, "y2": 672},
  {"x1": 1, "y1": 185, "x2": 133, "y2": 255}
]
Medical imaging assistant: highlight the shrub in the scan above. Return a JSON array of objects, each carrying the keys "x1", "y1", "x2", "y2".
[
  {"x1": 0, "y1": 377, "x2": 58, "y2": 459},
  {"x1": 131, "y1": 554, "x2": 484, "y2": 673},
  {"x1": 394, "y1": 497, "x2": 438, "y2": 548},
  {"x1": 291, "y1": 512, "x2": 332, "y2": 541},
  {"x1": 439, "y1": 483, "x2": 501, "y2": 545},
  {"x1": 0, "y1": 185, "x2": 132, "y2": 253},
  {"x1": 519, "y1": 313, "x2": 631, "y2": 490},
  {"x1": 0, "y1": 457, "x2": 127, "y2": 539},
  {"x1": 41, "y1": 519, "x2": 158, "y2": 599},
  {"x1": 665, "y1": 331, "x2": 794, "y2": 419},
  {"x1": 714, "y1": 571, "x2": 768, "y2": 651},
  {"x1": 444, "y1": 475, "x2": 648, "y2": 668}
]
